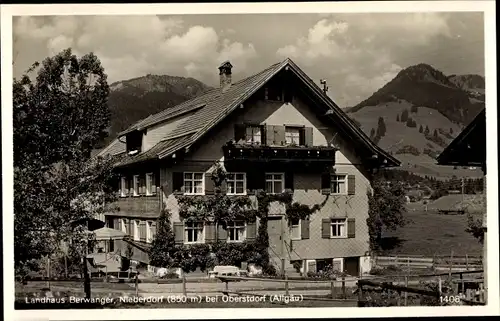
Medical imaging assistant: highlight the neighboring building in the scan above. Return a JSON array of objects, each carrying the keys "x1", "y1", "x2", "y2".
[
  {"x1": 98, "y1": 58, "x2": 400, "y2": 276},
  {"x1": 437, "y1": 108, "x2": 487, "y2": 301}
]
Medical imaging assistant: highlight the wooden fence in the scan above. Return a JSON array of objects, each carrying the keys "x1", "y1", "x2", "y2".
[
  {"x1": 374, "y1": 254, "x2": 482, "y2": 271},
  {"x1": 216, "y1": 275, "x2": 358, "y2": 303},
  {"x1": 358, "y1": 270, "x2": 486, "y2": 306}
]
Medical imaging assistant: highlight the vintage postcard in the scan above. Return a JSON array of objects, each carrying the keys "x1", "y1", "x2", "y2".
[{"x1": 2, "y1": 1, "x2": 498, "y2": 320}]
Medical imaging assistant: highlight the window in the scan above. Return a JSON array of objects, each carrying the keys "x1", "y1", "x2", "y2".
[
  {"x1": 146, "y1": 221, "x2": 153, "y2": 243},
  {"x1": 330, "y1": 218, "x2": 347, "y2": 238},
  {"x1": 126, "y1": 132, "x2": 142, "y2": 154},
  {"x1": 265, "y1": 173, "x2": 284, "y2": 194},
  {"x1": 331, "y1": 175, "x2": 347, "y2": 194},
  {"x1": 290, "y1": 218, "x2": 301, "y2": 240},
  {"x1": 185, "y1": 221, "x2": 204, "y2": 243},
  {"x1": 184, "y1": 172, "x2": 204, "y2": 195},
  {"x1": 146, "y1": 173, "x2": 154, "y2": 196},
  {"x1": 285, "y1": 127, "x2": 301, "y2": 145},
  {"x1": 245, "y1": 126, "x2": 262, "y2": 144},
  {"x1": 264, "y1": 87, "x2": 282, "y2": 101},
  {"x1": 120, "y1": 219, "x2": 127, "y2": 234},
  {"x1": 120, "y1": 177, "x2": 127, "y2": 197},
  {"x1": 132, "y1": 175, "x2": 139, "y2": 196},
  {"x1": 227, "y1": 221, "x2": 246, "y2": 242},
  {"x1": 227, "y1": 173, "x2": 246, "y2": 195},
  {"x1": 134, "y1": 220, "x2": 140, "y2": 241}
]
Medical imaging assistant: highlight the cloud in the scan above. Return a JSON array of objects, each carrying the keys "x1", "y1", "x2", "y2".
[
  {"x1": 276, "y1": 13, "x2": 453, "y2": 106},
  {"x1": 13, "y1": 16, "x2": 258, "y2": 85}
]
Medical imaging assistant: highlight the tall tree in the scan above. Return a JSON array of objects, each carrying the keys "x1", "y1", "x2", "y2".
[
  {"x1": 433, "y1": 129, "x2": 438, "y2": 138},
  {"x1": 419, "y1": 125, "x2": 424, "y2": 133},
  {"x1": 367, "y1": 179, "x2": 408, "y2": 252},
  {"x1": 396, "y1": 114, "x2": 400, "y2": 122},
  {"x1": 370, "y1": 128, "x2": 376, "y2": 139},
  {"x1": 14, "y1": 48, "x2": 117, "y2": 283},
  {"x1": 376, "y1": 116, "x2": 386, "y2": 137},
  {"x1": 149, "y1": 208, "x2": 178, "y2": 268},
  {"x1": 401, "y1": 109, "x2": 409, "y2": 122},
  {"x1": 424, "y1": 125, "x2": 430, "y2": 135}
]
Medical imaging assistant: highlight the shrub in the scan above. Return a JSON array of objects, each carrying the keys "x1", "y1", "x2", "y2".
[
  {"x1": 395, "y1": 145, "x2": 420, "y2": 156},
  {"x1": 401, "y1": 109, "x2": 409, "y2": 122}
]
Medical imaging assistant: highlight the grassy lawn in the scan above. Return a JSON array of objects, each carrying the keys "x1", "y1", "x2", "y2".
[{"x1": 380, "y1": 210, "x2": 483, "y2": 257}]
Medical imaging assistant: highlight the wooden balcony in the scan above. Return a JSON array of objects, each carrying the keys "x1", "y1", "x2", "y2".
[
  {"x1": 222, "y1": 141, "x2": 337, "y2": 164},
  {"x1": 110, "y1": 194, "x2": 161, "y2": 218}
]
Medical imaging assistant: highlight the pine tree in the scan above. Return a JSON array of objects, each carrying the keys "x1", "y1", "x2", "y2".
[
  {"x1": 419, "y1": 125, "x2": 423, "y2": 133},
  {"x1": 376, "y1": 117, "x2": 386, "y2": 137},
  {"x1": 370, "y1": 128, "x2": 376, "y2": 139},
  {"x1": 401, "y1": 109, "x2": 409, "y2": 122},
  {"x1": 433, "y1": 129, "x2": 438, "y2": 138},
  {"x1": 450, "y1": 127, "x2": 454, "y2": 135},
  {"x1": 424, "y1": 125, "x2": 430, "y2": 135},
  {"x1": 149, "y1": 208, "x2": 177, "y2": 268},
  {"x1": 396, "y1": 114, "x2": 400, "y2": 122}
]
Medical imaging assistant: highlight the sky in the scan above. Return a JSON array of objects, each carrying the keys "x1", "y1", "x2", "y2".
[{"x1": 12, "y1": 12, "x2": 484, "y2": 107}]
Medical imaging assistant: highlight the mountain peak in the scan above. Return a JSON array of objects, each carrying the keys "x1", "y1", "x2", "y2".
[
  {"x1": 395, "y1": 63, "x2": 451, "y2": 85},
  {"x1": 349, "y1": 62, "x2": 484, "y2": 126}
]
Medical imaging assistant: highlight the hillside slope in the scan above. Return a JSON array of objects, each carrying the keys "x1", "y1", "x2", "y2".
[
  {"x1": 104, "y1": 74, "x2": 212, "y2": 145},
  {"x1": 348, "y1": 63, "x2": 485, "y2": 178}
]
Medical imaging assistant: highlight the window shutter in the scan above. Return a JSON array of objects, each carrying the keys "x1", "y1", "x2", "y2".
[
  {"x1": 140, "y1": 176, "x2": 146, "y2": 195},
  {"x1": 118, "y1": 180, "x2": 122, "y2": 197},
  {"x1": 321, "y1": 218, "x2": 331, "y2": 238},
  {"x1": 347, "y1": 175, "x2": 356, "y2": 195},
  {"x1": 246, "y1": 222, "x2": 257, "y2": 241},
  {"x1": 217, "y1": 224, "x2": 228, "y2": 242},
  {"x1": 172, "y1": 172, "x2": 184, "y2": 195},
  {"x1": 299, "y1": 128, "x2": 306, "y2": 146},
  {"x1": 274, "y1": 125, "x2": 286, "y2": 146},
  {"x1": 285, "y1": 172, "x2": 294, "y2": 190},
  {"x1": 174, "y1": 222, "x2": 184, "y2": 244},
  {"x1": 304, "y1": 127, "x2": 313, "y2": 147},
  {"x1": 347, "y1": 218, "x2": 356, "y2": 238},
  {"x1": 126, "y1": 220, "x2": 132, "y2": 236},
  {"x1": 113, "y1": 218, "x2": 119, "y2": 230},
  {"x1": 152, "y1": 174, "x2": 157, "y2": 194},
  {"x1": 151, "y1": 221, "x2": 157, "y2": 239},
  {"x1": 260, "y1": 125, "x2": 267, "y2": 145},
  {"x1": 220, "y1": 180, "x2": 228, "y2": 195},
  {"x1": 234, "y1": 124, "x2": 246, "y2": 142},
  {"x1": 139, "y1": 221, "x2": 147, "y2": 242},
  {"x1": 301, "y1": 218, "x2": 310, "y2": 239},
  {"x1": 205, "y1": 222, "x2": 216, "y2": 243},
  {"x1": 124, "y1": 178, "x2": 129, "y2": 196},
  {"x1": 321, "y1": 173, "x2": 331, "y2": 195},
  {"x1": 205, "y1": 173, "x2": 215, "y2": 195},
  {"x1": 266, "y1": 125, "x2": 275, "y2": 146}
]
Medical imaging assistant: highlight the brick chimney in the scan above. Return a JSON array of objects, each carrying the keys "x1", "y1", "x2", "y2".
[{"x1": 218, "y1": 61, "x2": 233, "y2": 92}]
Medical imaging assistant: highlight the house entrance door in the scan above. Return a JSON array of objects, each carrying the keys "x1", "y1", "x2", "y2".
[{"x1": 267, "y1": 217, "x2": 283, "y2": 269}]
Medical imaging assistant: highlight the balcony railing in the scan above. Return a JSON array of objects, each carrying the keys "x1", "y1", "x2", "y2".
[{"x1": 222, "y1": 141, "x2": 337, "y2": 163}]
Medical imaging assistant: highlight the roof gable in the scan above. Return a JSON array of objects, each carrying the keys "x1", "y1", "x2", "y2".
[
  {"x1": 437, "y1": 108, "x2": 485, "y2": 167},
  {"x1": 106, "y1": 58, "x2": 399, "y2": 168}
]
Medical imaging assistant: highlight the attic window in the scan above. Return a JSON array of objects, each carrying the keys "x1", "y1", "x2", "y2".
[
  {"x1": 126, "y1": 131, "x2": 142, "y2": 154},
  {"x1": 264, "y1": 87, "x2": 283, "y2": 101}
]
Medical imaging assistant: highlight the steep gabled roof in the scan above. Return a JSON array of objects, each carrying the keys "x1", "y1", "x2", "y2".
[
  {"x1": 104, "y1": 58, "x2": 400, "y2": 168},
  {"x1": 437, "y1": 108, "x2": 486, "y2": 167}
]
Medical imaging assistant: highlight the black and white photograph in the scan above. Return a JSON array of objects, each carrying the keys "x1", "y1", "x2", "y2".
[{"x1": 2, "y1": 1, "x2": 498, "y2": 320}]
